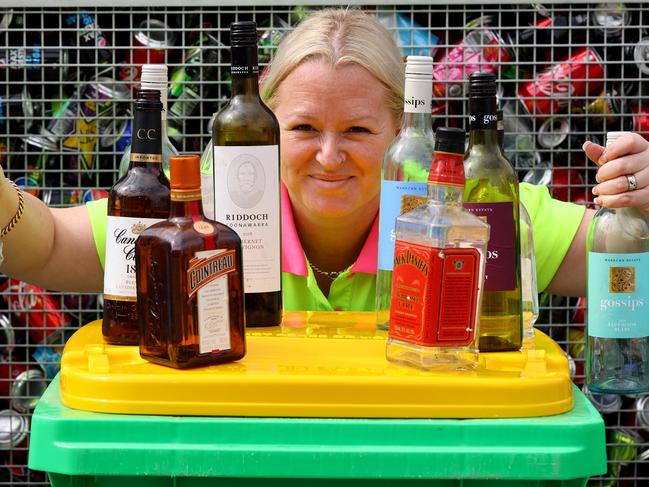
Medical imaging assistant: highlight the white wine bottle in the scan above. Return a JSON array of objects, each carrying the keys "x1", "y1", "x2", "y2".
[
  {"x1": 587, "y1": 131, "x2": 649, "y2": 394},
  {"x1": 463, "y1": 72, "x2": 522, "y2": 352},
  {"x1": 375, "y1": 56, "x2": 434, "y2": 330}
]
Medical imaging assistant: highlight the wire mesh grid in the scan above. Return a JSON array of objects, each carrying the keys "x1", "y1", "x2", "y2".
[{"x1": 0, "y1": 2, "x2": 648, "y2": 485}]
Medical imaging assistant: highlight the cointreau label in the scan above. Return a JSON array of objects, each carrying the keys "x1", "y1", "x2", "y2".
[
  {"x1": 389, "y1": 241, "x2": 480, "y2": 347},
  {"x1": 187, "y1": 249, "x2": 236, "y2": 298}
]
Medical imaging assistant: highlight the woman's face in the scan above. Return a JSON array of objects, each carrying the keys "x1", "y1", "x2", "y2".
[{"x1": 274, "y1": 61, "x2": 398, "y2": 223}]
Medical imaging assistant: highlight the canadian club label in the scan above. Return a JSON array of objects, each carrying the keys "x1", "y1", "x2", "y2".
[
  {"x1": 389, "y1": 241, "x2": 480, "y2": 347},
  {"x1": 212, "y1": 144, "x2": 280, "y2": 294},
  {"x1": 103, "y1": 216, "x2": 164, "y2": 301},
  {"x1": 190, "y1": 249, "x2": 234, "y2": 355}
]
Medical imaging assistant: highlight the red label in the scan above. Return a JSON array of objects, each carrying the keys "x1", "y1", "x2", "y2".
[
  {"x1": 428, "y1": 152, "x2": 465, "y2": 187},
  {"x1": 389, "y1": 241, "x2": 480, "y2": 347}
]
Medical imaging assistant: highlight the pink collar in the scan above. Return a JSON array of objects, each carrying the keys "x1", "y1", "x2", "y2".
[{"x1": 281, "y1": 183, "x2": 378, "y2": 276}]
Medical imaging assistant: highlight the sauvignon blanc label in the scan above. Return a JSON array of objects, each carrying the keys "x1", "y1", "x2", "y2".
[
  {"x1": 588, "y1": 252, "x2": 649, "y2": 339},
  {"x1": 103, "y1": 216, "x2": 164, "y2": 300},
  {"x1": 193, "y1": 249, "x2": 232, "y2": 355},
  {"x1": 212, "y1": 144, "x2": 280, "y2": 294},
  {"x1": 377, "y1": 180, "x2": 428, "y2": 271}
]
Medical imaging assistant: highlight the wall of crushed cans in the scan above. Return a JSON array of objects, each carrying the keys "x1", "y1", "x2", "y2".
[{"x1": 0, "y1": 2, "x2": 648, "y2": 485}]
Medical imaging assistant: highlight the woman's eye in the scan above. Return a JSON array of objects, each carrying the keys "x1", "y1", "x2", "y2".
[
  {"x1": 347, "y1": 126, "x2": 371, "y2": 134},
  {"x1": 292, "y1": 124, "x2": 314, "y2": 131}
]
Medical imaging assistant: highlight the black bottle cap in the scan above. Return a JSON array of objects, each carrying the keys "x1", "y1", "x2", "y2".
[
  {"x1": 230, "y1": 21, "x2": 258, "y2": 47},
  {"x1": 435, "y1": 127, "x2": 466, "y2": 155},
  {"x1": 469, "y1": 72, "x2": 497, "y2": 96}
]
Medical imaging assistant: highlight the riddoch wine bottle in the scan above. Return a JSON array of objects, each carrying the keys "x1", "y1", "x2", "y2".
[
  {"x1": 136, "y1": 155, "x2": 246, "y2": 368},
  {"x1": 375, "y1": 56, "x2": 435, "y2": 331},
  {"x1": 463, "y1": 72, "x2": 523, "y2": 352},
  {"x1": 103, "y1": 89, "x2": 170, "y2": 345},
  {"x1": 210, "y1": 21, "x2": 282, "y2": 327},
  {"x1": 587, "y1": 131, "x2": 649, "y2": 394}
]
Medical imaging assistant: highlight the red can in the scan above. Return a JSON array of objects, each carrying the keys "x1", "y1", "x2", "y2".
[
  {"x1": 119, "y1": 19, "x2": 175, "y2": 89},
  {"x1": 518, "y1": 48, "x2": 605, "y2": 119},
  {"x1": 1, "y1": 279, "x2": 72, "y2": 345},
  {"x1": 432, "y1": 28, "x2": 513, "y2": 99},
  {"x1": 631, "y1": 103, "x2": 649, "y2": 141},
  {"x1": 551, "y1": 167, "x2": 585, "y2": 203}
]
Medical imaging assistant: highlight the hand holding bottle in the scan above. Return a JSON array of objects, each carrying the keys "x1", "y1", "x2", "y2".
[{"x1": 584, "y1": 133, "x2": 649, "y2": 214}]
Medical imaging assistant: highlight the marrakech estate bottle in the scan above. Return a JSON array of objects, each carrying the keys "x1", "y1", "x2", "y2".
[
  {"x1": 102, "y1": 89, "x2": 170, "y2": 345},
  {"x1": 210, "y1": 20, "x2": 282, "y2": 327},
  {"x1": 136, "y1": 155, "x2": 246, "y2": 368},
  {"x1": 463, "y1": 72, "x2": 523, "y2": 352}
]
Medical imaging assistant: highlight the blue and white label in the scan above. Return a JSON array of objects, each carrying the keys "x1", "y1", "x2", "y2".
[
  {"x1": 377, "y1": 180, "x2": 427, "y2": 271},
  {"x1": 587, "y1": 252, "x2": 649, "y2": 339}
]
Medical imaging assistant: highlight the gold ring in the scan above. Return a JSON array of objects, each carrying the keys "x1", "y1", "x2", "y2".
[{"x1": 626, "y1": 174, "x2": 638, "y2": 191}]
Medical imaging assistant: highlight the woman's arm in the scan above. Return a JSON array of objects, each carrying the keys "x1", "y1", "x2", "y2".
[{"x1": 0, "y1": 175, "x2": 103, "y2": 293}]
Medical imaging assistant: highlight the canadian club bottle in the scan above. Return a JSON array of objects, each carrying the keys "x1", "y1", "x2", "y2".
[
  {"x1": 376, "y1": 55, "x2": 435, "y2": 331},
  {"x1": 102, "y1": 89, "x2": 170, "y2": 345},
  {"x1": 587, "y1": 131, "x2": 649, "y2": 394},
  {"x1": 387, "y1": 127, "x2": 489, "y2": 370},
  {"x1": 210, "y1": 21, "x2": 282, "y2": 327},
  {"x1": 463, "y1": 72, "x2": 523, "y2": 352},
  {"x1": 136, "y1": 155, "x2": 246, "y2": 368}
]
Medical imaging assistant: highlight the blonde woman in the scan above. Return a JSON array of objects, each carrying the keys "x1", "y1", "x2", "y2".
[{"x1": 1, "y1": 8, "x2": 648, "y2": 313}]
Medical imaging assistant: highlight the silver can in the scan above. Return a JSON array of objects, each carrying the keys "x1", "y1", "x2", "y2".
[{"x1": 0, "y1": 409, "x2": 29, "y2": 450}]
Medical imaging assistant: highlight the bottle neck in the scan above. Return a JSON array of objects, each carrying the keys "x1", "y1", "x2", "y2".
[
  {"x1": 170, "y1": 191, "x2": 204, "y2": 218},
  {"x1": 427, "y1": 150, "x2": 465, "y2": 205},
  {"x1": 427, "y1": 183, "x2": 464, "y2": 205},
  {"x1": 468, "y1": 95, "x2": 500, "y2": 148},
  {"x1": 129, "y1": 106, "x2": 163, "y2": 170},
  {"x1": 231, "y1": 45, "x2": 260, "y2": 97},
  {"x1": 402, "y1": 76, "x2": 433, "y2": 132}
]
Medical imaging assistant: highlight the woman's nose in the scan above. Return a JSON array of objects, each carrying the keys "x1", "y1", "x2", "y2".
[{"x1": 315, "y1": 133, "x2": 344, "y2": 168}]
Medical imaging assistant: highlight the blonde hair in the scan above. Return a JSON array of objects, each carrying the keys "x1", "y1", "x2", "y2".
[{"x1": 261, "y1": 8, "x2": 405, "y2": 124}]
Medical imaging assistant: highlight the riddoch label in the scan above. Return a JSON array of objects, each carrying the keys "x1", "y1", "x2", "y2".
[
  {"x1": 588, "y1": 252, "x2": 649, "y2": 339},
  {"x1": 212, "y1": 144, "x2": 280, "y2": 294},
  {"x1": 389, "y1": 241, "x2": 480, "y2": 347},
  {"x1": 190, "y1": 249, "x2": 233, "y2": 355},
  {"x1": 103, "y1": 216, "x2": 164, "y2": 300}
]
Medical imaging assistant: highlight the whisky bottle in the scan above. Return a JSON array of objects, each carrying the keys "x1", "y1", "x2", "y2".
[
  {"x1": 464, "y1": 72, "x2": 523, "y2": 352},
  {"x1": 210, "y1": 21, "x2": 282, "y2": 327},
  {"x1": 376, "y1": 55, "x2": 435, "y2": 331},
  {"x1": 587, "y1": 131, "x2": 649, "y2": 393},
  {"x1": 118, "y1": 64, "x2": 179, "y2": 179},
  {"x1": 103, "y1": 89, "x2": 170, "y2": 345},
  {"x1": 136, "y1": 155, "x2": 246, "y2": 368},
  {"x1": 387, "y1": 127, "x2": 489, "y2": 370}
]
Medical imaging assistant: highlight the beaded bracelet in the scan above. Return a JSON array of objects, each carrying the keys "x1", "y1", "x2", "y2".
[{"x1": 0, "y1": 180, "x2": 25, "y2": 238}]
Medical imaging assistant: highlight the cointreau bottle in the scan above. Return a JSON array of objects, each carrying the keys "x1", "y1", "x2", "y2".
[
  {"x1": 103, "y1": 89, "x2": 170, "y2": 345},
  {"x1": 387, "y1": 127, "x2": 489, "y2": 370},
  {"x1": 136, "y1": 155, "x2": 246, "y2": 368}
]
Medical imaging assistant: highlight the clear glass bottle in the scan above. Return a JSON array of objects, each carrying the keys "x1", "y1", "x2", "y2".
[
  {"x1": 103, "y1": 89, "x2": 170, "y2": 345},
  {"x1": 498, "y1": 109, "x2": 538, "y2": 347},
  {"x1": 136, "y1": 155, "x2": 246, "y2": 368},
  {"x1": 210, "y1": 21, "x2": 282, "y2": 327},
  {"x1": 386, "y1": 127, "x2": 489, "y2": 370},
  {"x1": 587, "y1": 131, "x2": 649, "y2": 394},
  {"x1": 376, "y1": 55, "x2": 435, "y2": 330},
  {"x1": 463, "y1": 72, "x2": 523, "y2": 352},
  {"x1": 118, "y1": 64, "x2": 178, "y2": 179}
]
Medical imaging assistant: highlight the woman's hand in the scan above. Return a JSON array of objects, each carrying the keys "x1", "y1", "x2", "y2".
[{"x1": 584, "y1": 133, "x2": 649, "y2": 215}]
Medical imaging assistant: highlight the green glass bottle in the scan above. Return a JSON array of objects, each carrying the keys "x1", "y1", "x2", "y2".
[{"x1": 463, "y1": 72, "x2": 522, "y2": 352}]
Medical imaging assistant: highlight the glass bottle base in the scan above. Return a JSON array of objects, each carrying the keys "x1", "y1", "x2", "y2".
[
  {"x1": 587, "y1": 378, "x2": 649, "y2": 395},
  {"x1": 386, "y1": 339, "x2": 478, "y2": 371}
]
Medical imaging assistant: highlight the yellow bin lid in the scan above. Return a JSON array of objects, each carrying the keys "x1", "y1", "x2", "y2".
[{"x1": 60, "y1": 311, "x2": 573, "y2": 418}]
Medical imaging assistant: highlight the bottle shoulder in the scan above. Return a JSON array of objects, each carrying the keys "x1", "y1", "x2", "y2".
[
  {"x1": 215, "y1": 97, "x2": 279, "y2": 127},
  {"x1": 590, "y1": 207, "x2": 649, "y2": 249},
  {"x1": 464, "y1": 146, "x2": 517, "y2": 177},
  {"x1": 139, "y1": 217, "x2": 242, "y2": 250}
]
